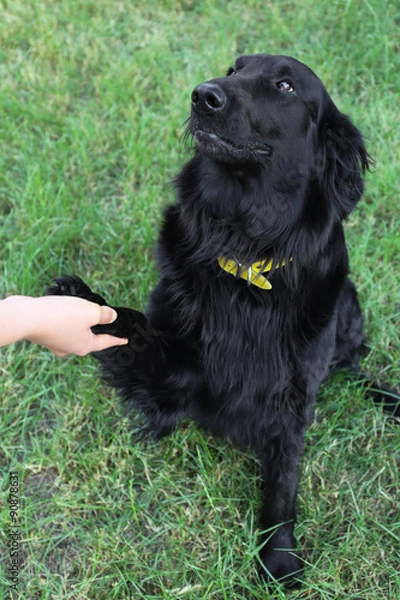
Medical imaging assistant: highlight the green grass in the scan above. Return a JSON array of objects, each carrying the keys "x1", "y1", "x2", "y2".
[{"x1": 0, "y1": 0, "x2": 399, "y2": 598}]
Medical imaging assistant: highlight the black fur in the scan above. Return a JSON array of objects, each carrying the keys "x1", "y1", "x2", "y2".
[{"x1": 48, "y1": 54, "x2": 400, "y2": 589}]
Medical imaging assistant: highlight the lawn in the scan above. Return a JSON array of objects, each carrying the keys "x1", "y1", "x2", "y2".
[{"x1": 0, "y1": 1, "x2": 399, "y2": 598}]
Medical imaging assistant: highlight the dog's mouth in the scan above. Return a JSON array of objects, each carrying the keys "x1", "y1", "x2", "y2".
[{"x1": 192, "y1": 128, "x2": 272, "y2": 162}]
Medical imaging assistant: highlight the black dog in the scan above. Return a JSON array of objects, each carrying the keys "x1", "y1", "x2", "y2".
[{"x1": 48, "y1": 54, "x2": 400, "y2": 588}]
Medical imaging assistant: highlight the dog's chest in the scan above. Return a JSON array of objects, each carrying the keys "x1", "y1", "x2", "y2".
[{"x1": 199, "y1": 288, "x2": 292, "y2": 402}]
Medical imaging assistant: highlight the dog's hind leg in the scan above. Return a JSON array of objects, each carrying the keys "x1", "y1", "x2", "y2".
[
  {"x1": 331, "y1": 277, "x2": 365, "y2": 373},
  {"x1": 331, "y1": 277, "x2": 400, "y2": 417}
]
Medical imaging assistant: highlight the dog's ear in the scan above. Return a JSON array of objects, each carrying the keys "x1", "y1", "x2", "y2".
[{"x1": 317, "y1": 102, "x2": 371, "y2": 218}]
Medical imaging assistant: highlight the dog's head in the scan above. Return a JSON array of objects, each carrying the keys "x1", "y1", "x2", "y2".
[{"x1": 190, "y1": 54, "x2": 370, "y2": 219}]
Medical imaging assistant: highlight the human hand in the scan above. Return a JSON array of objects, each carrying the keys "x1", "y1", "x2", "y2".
[
  {"x1": 27, "y1": 296, "x2": 129, "y2": 356},
  {"x1": 1, "y1": 295, "x2": 128, "y2": 356}
]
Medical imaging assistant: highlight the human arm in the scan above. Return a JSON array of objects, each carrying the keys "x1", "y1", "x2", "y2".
[{"x1": 0, "y1": 295, "x2": 128, "y2": 356}]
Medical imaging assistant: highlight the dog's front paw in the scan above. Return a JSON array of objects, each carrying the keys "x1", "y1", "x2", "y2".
[
  {"x1": 47, "y1": 275, "x2": 107, "y2": 306},
  {"x1": 259, "y1": 546, "x2": 303, "y2": 590},
  {"x1": 92, "y1": 306, "x2": 153, "y2": 344}
]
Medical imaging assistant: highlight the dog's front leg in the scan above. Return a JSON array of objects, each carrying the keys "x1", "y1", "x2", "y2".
[
  {"x1": 47, "y1": 275, "x2": 195, "y2": 438},
  {"x1": 258, "y1": 428, "x2": 305, "y2": 589},
  {"x1": 47, "y1": 276, "x2": 156, "y2": 354}
]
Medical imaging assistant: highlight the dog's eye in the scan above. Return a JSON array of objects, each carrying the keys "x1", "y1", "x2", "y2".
[
  {"x1": 276, "y1": 80, "x2": 294, "y2": 92},
  {"x1": 227, "y1": 66, "x2": 236, "y2": 76}
]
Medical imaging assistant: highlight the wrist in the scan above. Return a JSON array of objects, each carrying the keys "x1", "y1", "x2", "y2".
[
  {"x1": 1, "y1": 296, "x2": 37, "y2": 346},
  {"x1": 9, "y1": 295, "x2": 44, "y2": 342}
]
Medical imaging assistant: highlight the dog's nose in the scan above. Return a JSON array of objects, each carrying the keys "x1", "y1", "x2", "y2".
[{"x1": 191, "y1": 82, "x2": 226, "y2": 111}]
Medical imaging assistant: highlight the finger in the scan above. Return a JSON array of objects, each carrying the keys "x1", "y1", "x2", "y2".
[
  {"x1": 90, "y1": 334, "x2": 128, "y2": 352},
  {"x1": 97, "y1": 306, "x2": 118, "y2": 325}
]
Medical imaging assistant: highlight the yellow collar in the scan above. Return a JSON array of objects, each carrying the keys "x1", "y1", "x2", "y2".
[{"x1": 218, "y1": 256, "x2": 291, "y2": 290}]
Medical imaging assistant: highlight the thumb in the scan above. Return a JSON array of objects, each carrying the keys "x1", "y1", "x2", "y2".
[{"x1": 98, "y1": 305, "x2": 118, "y2": 325}]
